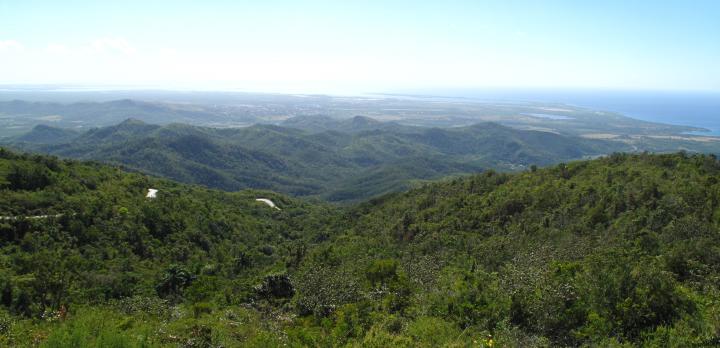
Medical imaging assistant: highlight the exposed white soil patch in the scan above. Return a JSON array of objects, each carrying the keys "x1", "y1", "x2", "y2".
[
  {"x1": 0, "y1": 213, "x2": 65, "y2": 220},
  {"x1": 256, "y1": 198, "x2": 281, "y2": 210}
]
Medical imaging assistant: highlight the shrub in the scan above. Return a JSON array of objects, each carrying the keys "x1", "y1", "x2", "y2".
[{"x1": 255, "y1": 274, "x2": 294, "y2": 300}]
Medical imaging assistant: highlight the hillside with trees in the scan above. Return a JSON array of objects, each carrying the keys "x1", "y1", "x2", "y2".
[
  {"x1": 8, "y1": 118, "x2": 623, "y2": 203},
  {"x1": 1, "y1": 148, "x2": 719, "y2": 346}
]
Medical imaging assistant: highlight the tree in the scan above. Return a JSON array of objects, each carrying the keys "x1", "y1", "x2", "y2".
[{"x1": 156, "y1": 265, "x2": 196, "y2": 301}]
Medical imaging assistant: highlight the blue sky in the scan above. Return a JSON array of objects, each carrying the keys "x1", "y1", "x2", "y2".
[{"x1": 1, "y1": 0, "x2": 718, "y2": 93}]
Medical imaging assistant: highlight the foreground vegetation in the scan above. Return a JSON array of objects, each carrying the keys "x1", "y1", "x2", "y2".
[{"x1": 1, "y1": 148, "x2": 720, "y2": 346}]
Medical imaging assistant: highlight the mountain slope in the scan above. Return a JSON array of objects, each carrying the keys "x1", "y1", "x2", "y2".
[
  {"x1": 0, "y1": 148, "x2": 337, "y2": 305},
  {"x1": 13, "y1": 124, "x2": 80, "y2": 144},
  {"x1": 280, "y1": 114, "x2": 409, "y2": 133},
  {"x1": 316, "y1": 152, "x2": 720, "y2": 346},
  {"x1": 10, "y1": 118, "x2": 623, "y2": 202},
  {"x1": 1, "y1": 150, "x2": 719, "y2": 346}
]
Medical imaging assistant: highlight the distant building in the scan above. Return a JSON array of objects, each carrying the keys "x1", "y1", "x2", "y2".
[{"x1": 146, "y1": 189, "x2": 158, "y2": 198}]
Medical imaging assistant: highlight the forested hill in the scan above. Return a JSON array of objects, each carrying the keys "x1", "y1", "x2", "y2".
[
  {"x1": 1, "y1": 149, "x2": 720, "y2": 346},
  {"x1": 0, "y1": 148, "x2": 341, "y2": 346},
  {"x1": 9, "y1": 118, "x2": 622, "y2": 202},
  {"x1": 330, "y1": 151, "x2": 720, "y2": 346}
]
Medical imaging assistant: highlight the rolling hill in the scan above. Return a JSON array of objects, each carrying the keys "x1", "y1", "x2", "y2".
[
  {"x1": 8, "y1": 117, "x2": 624, "y2": 202},
  {"x1": 13, "y1": 124, "x2": 80, "y2": 144}
]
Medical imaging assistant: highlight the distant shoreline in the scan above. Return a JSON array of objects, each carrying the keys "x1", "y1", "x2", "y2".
[
  {"x1": 388, "y1": 89, "x2": 720, "y2": 137},
  {"x1": 0, "y1": 87, "x2": 717, "y2": 136}
]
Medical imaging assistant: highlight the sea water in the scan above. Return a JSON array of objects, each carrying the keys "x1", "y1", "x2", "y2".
[{"x1": 403, "y1": 88, "x2": 720, "y2": 135}]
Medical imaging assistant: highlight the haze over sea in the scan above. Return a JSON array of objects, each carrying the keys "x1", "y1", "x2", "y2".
[{"x1": 406, "y1": 89, "x2": 720, "y2": 136}]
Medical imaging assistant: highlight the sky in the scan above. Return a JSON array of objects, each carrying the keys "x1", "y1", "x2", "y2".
[{"x1": 1, "y1": 0, "x2": 719, "y2": 93}]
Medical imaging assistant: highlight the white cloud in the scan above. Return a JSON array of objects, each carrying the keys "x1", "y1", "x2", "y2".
[
  {"x1": 46, "y1": 43, "x2": 70, "y2": 55},
  {"x1": 90, "y1": 37, "x2": 136, "y2": 55},
  {"x1": 0, "y1": 40, "x2": 23, "y2": 51}
]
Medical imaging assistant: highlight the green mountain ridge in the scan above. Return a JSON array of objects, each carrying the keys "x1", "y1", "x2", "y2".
[
  {"x1": 8, "y1": 118, "x2": 623, "y2": 202},
  {"x1": 279, "y1": 114, "x2": 409, "y2": 134},
  {"x1": 14, "y1": 125, "x2": 80, "y2": 145}
]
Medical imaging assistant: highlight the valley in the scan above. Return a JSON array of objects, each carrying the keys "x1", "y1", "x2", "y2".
[{"x1": 4, "y1": 116, "x2": 621, "y2": 202}]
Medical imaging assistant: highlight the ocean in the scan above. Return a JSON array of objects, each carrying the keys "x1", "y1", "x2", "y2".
[{"x1": 402, "y1": 89, "x2": 720, "y2": 136}]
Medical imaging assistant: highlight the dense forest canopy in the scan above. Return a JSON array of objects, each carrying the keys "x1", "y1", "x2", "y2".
[{"x1": 1, "y1": 148, "x2": 719, "y2": 346}]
